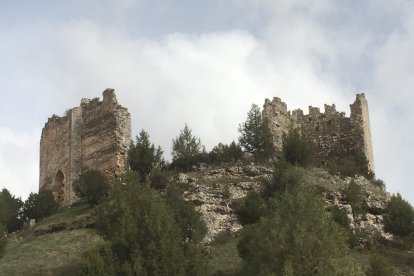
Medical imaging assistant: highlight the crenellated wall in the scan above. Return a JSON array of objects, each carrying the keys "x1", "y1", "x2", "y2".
[
  {"x1": 39, "y1": 89, "x2": 131, "y2": 206},
  {"x1": 263, "y1": 94, "x2": 374, "y2": 171}
]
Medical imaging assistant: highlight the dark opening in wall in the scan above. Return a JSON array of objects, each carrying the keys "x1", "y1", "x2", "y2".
[{"x1": 54, "y1": 170, "x2": 65, "y2": 206}]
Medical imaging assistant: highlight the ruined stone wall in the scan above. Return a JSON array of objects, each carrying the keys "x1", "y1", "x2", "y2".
[
  {"x1": 39, "y1": 89, "x2": 131, "y2": 206},
  {"x1": 263, "y1": 94, "x2": 374, "y2": 171}
]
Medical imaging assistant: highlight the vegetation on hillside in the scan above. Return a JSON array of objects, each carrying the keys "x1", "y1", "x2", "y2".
[{"x1": 1, "y1": 102, "x2": 414, "y2": 275}]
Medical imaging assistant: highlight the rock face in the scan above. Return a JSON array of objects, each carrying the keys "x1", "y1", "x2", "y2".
[
  {"x1": 179, "y1": 165, "x2": 390, "y2": 244},
  {"x1": 263, "y1": 94, "x2": 374, "y2": 172},
  {"x1": 39, "y1": 89, "x2": 131, "y2": 206},
  {"x1": 179, "y1": 165, "x2": 273, "y2": 243}
]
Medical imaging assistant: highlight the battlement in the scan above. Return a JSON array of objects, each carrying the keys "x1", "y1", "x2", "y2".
[
  {"x1": 263, "y1": 94, "x2": 374, "y2": 172},
  {"x1": 39, "y1": 89, "x2": 131, "y2": 206}
]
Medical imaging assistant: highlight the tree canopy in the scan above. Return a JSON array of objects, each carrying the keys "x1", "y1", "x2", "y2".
[
  {"x1": 128, "y1": 129, "x2": 164, "y2": 180},
  {"x1": 238, "y1": 104, "x2": 273, "y2": 162}
]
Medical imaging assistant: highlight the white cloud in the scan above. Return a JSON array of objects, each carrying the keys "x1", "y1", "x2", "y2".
[
  {"x1": 2, "y1": 0, "x2": 414, "y2": 205},
  {"x1": 0, "y1": 128, "x2": 39, "y2": 199}
]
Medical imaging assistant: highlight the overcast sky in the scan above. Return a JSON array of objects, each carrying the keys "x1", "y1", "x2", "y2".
[{"x1": 1, "y1": 0, "x2": 414, "y2": 204}]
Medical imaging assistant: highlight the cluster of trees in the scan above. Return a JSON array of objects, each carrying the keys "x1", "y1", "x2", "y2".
[
  {"x1": 78, "y1": 172, "x2": 208, "y2": 275},
  {"x1": 234, "y1": 163, "x2": 399, "y2": 275},
  {"x1": 0, "y1": 188, "x2": 58, "y2": 235},
  {"x1": 236, "y1": 164, "x2": 367, "y2": 275}
]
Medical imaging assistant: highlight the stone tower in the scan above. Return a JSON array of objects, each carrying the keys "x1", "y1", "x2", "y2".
[
  {"x1": 39, "y1": 89, "x2": 131, "y2": 206},
  {"x1": 263, "y1": 93, "x2": 374, "y2": 172}
]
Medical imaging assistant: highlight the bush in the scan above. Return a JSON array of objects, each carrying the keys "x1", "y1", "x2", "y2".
[
  {"x1": 372, "y1": 178, "x2": 386, "y2": 190},
  {"x1": 384, "y1": 193, "x2": 414, "y2": 237},
  {"x1": 23, "y1": 189, "x2": 58, "y2": 221},
  {"x1": 330, "y1": 206, "x2": 351, "y2": 229},
  {"x1": 367, "y1": 254, "x2": 394, "y2": 276},
  {"x1": 283, "y1": 129, "x2": 314, "y2": 166},
  {"x1": 128, "y1": 129, "x2": 165, "y2": 180},
  {"x1": 234, "y1": 191, "x2": 264, "y2": 225},
  {"x1": 165, "y1": 185, "x2": 207, "y2": 243},
  {"x1": 94, "y1": 174, "x2": 207, "y2": 275},
  {"x1": 0, "y1": 189, "x2": 24, "y2": 233},
  {"x1": 149, "y1": 169, "x2": 173, "y2": 190},
  {"x1": 264, "y1": 161, "x2": 303, "y2": 198},
  {"x1": 237, "y1": 187, "x2": 364, "y2": 275},
  {"x1": 73, "y1": 170, "x2": 109, "y2": 205},
  {"x1": 344, "y1": 181, "x2": 366, "y2": 218},
  {"x1": 209, "y1": 141, "x2": 243, "y2": 165},
  {"x1": 79, "y1": 245, "x2": 117, "y2": 276},
  {"x1": 328, "y1": 151, "x2": 373, "y2": 179},
  {"x1": 0, "y1": 223, "x2": 6, "y2": 258}
]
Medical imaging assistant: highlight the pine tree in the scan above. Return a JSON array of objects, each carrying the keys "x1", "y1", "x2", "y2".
[
  {"x1": 171, "y1": 124, "x2": 203, "y2": 170},
  {"x1": 128, "y1": 129, "x2": 164, "y2": 180},
  {"x1": 238, "y1": 104, "x2": 273, "y2": 162}
]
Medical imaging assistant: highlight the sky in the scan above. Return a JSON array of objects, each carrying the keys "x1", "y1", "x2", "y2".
[{"x1": 1, "y1": 0, "x2": 414, "y2": 204}]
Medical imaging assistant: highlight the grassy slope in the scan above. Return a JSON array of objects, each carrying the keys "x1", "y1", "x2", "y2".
[{"x1": 0, "y1": 203, "x2": 103, "y2": 276}]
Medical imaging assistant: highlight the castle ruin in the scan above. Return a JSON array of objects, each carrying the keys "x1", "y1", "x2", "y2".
[
  {"x1": 39, "y1": 89, "x2": 131, "y2": 206},
  {"x1": 263, "y1": 93, "x2": 374, "y2": 172}
]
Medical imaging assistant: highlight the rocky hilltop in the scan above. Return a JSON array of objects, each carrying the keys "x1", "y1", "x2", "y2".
[{"x1": 177, "y1": 164, "x2": 390, "y2": 244}]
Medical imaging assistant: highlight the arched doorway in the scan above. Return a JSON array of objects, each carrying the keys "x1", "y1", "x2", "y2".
[{"x1": 54, "y1": 170, "x2": 65, "y2": 206}]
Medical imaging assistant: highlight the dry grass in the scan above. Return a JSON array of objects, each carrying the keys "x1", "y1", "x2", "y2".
[{"x1": 0, "y1": 229, "x2": 103, "y2": 276}]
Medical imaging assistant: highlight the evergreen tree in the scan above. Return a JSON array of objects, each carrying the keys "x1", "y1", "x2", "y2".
[
  {"x1": 238, "y1": 104, "x2": 273, "y2": 162},
  {"x1": 73, "y1": 170, "x2": 109, "y2": 205},
  {"x1": 384, "y1": 193, "x2": 414, "y2": 237},
  {"x1": 237, "y1": 187, "x2": 364, "y2": 275},
  {"x1": 283, "y1": 129, "x2": 314, "y2": 166},
  {"x1": 23, "y1": 189, "x2": 58, "y2": 221},
  {"x1": 91, "y1": 173, "x2": 208, "y2": 275},
  {"x1": 0, "y1": 189, "x2": 23, "y2": 233},
  {"x1": 128, "y1": 129, "x2": 165, "y2": 180},
  {"x1": 171, "y1": 124, "x2": 203, "y2": 170},
  {"x1": 0, "y1": 223, "x2": 6, "y2": 258}
]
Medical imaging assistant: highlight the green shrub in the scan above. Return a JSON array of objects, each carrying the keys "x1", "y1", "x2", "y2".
[
  {"x1": 237, "y1": 187, "x2": 364, "y2": 275},
  {"x1": 209, "y1": 141, "x2": 243, "y2": 165},
  {"x1": 73, "y1": 170, "x2": 109, "y2": 205},
  {"x1": 94, "y1": 174, "x2": 207, "y2": 275},
  {"x1": 371, "y1": 178, "x2": 386, "y2": 190},
  {"x1": 384, "y1": 193, "x2": 414, "y2": 237},
  {"x1": 264, "y1": 161, "x2": 303, "y2": 197},
  {"x1": 330, "y1": 206, "x2": 351, "y2": 229},
  {"x1": 128, "y1": 129, "x2": 165, "y2": 180},
  {"x1": 283, "y1": 129, "x2": 314, "y2": 166},
  {"x1": 0, "y1": 223, "x2": 7, "y2": 258},
  {"x1": 149, "y1": 169, "x2": 173, "y2": 190},
  {"x1": 79, "y1": 245, "x2": 117, "y2": 276},
  {"x1": 234, "y1": 191, "x2": 263, "y2": 225},
  {"x1": 0, "y1": 189, "x2": 24, "y2": 233},
  {"x1": 23, "y1": 189, "x2": 58, "y2": 221},
  {"x1": 344, "y1": 181, "x2": 366, "y2": 218},
  {"x1": 367, "y1": 254, "x2": 394, "y2": 276},
  {"x1": 328, "y1": 151, "x2": 373, "y2": 179},
  {"x1": 165, "y1": 185, "x2": 207, "y2": 243}
]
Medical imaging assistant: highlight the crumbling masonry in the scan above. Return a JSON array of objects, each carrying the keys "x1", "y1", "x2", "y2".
[
  {"x1": 263, "y1": 94, "x2": 374, "y2": 172},
  {"x1": 39, "y1": 89, "x2": 131, "y2": 206}
]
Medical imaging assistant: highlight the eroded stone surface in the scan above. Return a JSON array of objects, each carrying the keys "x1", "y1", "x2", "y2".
[{"x1": 39, "y1": 89, "x2": 131, "y2": 206}]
